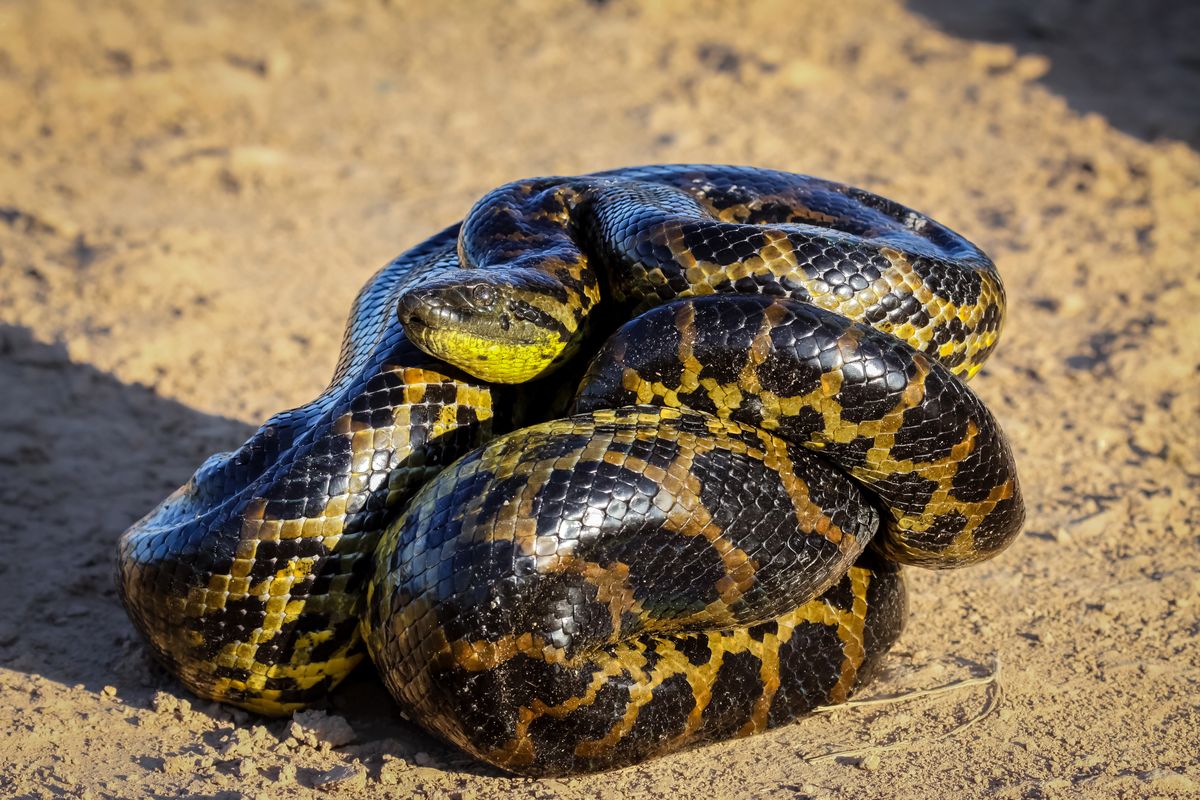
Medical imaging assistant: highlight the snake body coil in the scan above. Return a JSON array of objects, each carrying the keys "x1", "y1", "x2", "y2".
[{"x1": 118, "y1": 165, "x2": 1023, "y2": 775}]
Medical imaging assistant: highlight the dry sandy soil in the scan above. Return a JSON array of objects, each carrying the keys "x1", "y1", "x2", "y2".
[{"x1": 1, "y1": 1, "x2": 1198, "y2": 798}]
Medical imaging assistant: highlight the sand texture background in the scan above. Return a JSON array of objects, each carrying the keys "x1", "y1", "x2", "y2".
[{"x1": 1, "y1": 1, "x2": 1198, "y2": 798}]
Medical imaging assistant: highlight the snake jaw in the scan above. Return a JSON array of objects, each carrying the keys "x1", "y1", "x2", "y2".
[
  {"x1": 397, "y1": 270, "x2": 579, "y2": 382},
  {"x1": 405, "y1": 322, "x2": 568, "y2": 383}
]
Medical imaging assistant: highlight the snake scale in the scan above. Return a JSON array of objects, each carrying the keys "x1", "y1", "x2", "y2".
[{"x1": 118, "y1": 165, "x2": 1023, "y2": 775}]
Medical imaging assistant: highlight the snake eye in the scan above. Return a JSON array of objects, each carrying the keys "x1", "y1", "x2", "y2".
[{"x1": 471, "y1": 284, "x2": 498, "y2": 310}]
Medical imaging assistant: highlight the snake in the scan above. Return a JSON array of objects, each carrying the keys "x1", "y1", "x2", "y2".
[{"x1": 117, "y1": 165, "x2": 1023, "y2": 776}]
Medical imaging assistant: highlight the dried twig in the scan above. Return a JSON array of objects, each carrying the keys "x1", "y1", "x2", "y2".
[{"x1": 803, "y1": 658, "x2": 1003, "y2": 764}]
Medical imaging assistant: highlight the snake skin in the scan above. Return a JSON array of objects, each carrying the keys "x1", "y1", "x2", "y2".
[
  {"x1": 399, "y1": 165, "x2": 1005, "y2": 383},
  {"x1": 117, "y1": 165, "x2": 1022, "y2": 775},
  {"x1": 117, "y1": 226, "x2": 504, "y2": 712},
  {"x1": 575, "y1": 295, "x2": 1020, "y2": 568}
]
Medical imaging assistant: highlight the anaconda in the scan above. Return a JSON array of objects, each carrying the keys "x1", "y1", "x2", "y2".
[{"x1": 118, "y1": 165, "x2": 1022, "y2": 776}]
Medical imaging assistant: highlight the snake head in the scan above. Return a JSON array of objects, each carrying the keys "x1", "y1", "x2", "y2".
[{"x1": 397, "y1": 269, "x2": 580, "y2": 383}]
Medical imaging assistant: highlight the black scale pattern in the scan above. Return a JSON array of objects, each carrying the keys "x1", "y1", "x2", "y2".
[{"x1": 118, "y1": 166, "x2": 1020, "y2": 775}]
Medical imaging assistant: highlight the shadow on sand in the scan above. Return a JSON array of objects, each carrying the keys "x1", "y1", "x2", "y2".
[
  {"x1": 0, "y1": 323, "x2": 478, "y2": 768},
  {"x1": 908, "y1": 0, "x2": 1200, "y2": 148}
]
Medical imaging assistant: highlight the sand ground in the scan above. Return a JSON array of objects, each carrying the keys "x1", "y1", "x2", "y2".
[{"x1": 1, "y1": 1, "x2": 1197, "y2": 798}]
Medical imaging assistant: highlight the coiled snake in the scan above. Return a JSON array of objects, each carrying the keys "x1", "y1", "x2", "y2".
[{"x1": 118, "y1": 165, "x2": 1023, "y2": 775}]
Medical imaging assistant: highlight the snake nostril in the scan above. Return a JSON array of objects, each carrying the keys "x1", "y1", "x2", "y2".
[
  {"x1": 396, "y1": 292, "x2": 419, "y2": 323},
  {"x1": 397, "y1": 290, "x2": 438, "y2": 327}
]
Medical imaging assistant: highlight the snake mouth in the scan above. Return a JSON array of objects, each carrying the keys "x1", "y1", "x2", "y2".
[
  {"x1": 397, "y1": 287, "x2": 471, "y2": 330},
  {"x1": 399, "y1": 301, "x2": 549, "y2": 351},
  {"x1": 404, "y1": 321, "x2": 567, "y2": 383},
  {"x1": 397, "y1": 278, "x2": 576, "y2": 382}
]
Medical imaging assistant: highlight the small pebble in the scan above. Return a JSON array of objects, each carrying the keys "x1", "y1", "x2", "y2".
[
  {"x1": 220, "y1": 729, "x2": 255, "y2": 758},
  {"x1": 152, "y1": 692, "x2": 178, "y2": 714},
  {"x1": 1140, "y1": 769, "x2": 1200, "y2": 793},
  {"x1": 160, "y1": 755, "x2": 191, "y2": 774},
  {"x1": 312, "y1": 763, "x2": 367, "y2": 793},
  {"x1": 290, "y1": 709, "x2": 356, "y2": 748},
  {"x1": 857, "y1": 753, "x2": 881, "y2": 771},
  {"x1": 377, "y1": 757, "x2": 409, "y2": 786}
]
